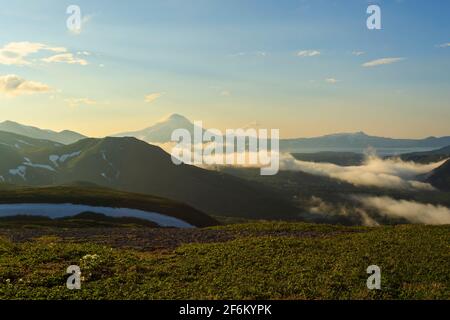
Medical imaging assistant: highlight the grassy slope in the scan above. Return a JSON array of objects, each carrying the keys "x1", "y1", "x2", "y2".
[{"x1": 0, "y1": 222, "x2": 448, "y2": 300}]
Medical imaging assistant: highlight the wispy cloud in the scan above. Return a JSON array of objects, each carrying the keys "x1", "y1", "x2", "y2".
[
  {"x1": 362, "y1": 57, "x2": 404, "y2": 67},
  {"x1": 355, "y1": 196, "x2": 450, "y2": 225},
  {"x1": 0, "y1": 74, "x2": 51, "y2": 96},
  {"x1": 0, "y1": 42, "x2": 89, "y2": 67},
  {"x1": 42, "y1": 53, "x2": 88, "y2": 66},
  {"x1": 325, "y1": 78, "x2": 339, "y2": 84},
  {"x1": 437, "y1": 42, "x2": 450, "y2": 48},
  {"x1": 279, "y1": 153, "x2": 446, "y2": 190},
  {"x1": 145, "y1": 92, "x2": 163, "y2": 103},
  {"x1": 297, "y1": 50, "x2": 321, "y2": 57},
  {"x1": 352, "y1": 51, "x2": 365, "y2": 56},
  {"x1": 0, "y1": 42, "x2": 66, "y2": 66},
  {"x1": 230, "y1": 51, "x2": 268, "y2": 57},
  {"x1": 65, "y1": 97, "x2": 98, "y2": 107},
  {"x1": 308, "y1": 196, "x2": 379, "y2": 226}
]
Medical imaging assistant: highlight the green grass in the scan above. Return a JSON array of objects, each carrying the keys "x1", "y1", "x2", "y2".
[{"x1": 0, "y1": 222, "x2": 448, "y2": 300}]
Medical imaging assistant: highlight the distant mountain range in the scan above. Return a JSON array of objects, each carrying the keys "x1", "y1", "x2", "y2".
[
  {"x1": 1, "y1": 128, "x2": 449, "y2": 221},
  {"x1": 0, "y1": 131, "x2": 298, "y2": 219},
  {"x1": 113, "y1": 114, "x2": 450, "y2": 152},
  {"x1": 281, "y1": 132, "x2": 450, "y2": 153},
  {"x1": 2, "y1": 115, "x2": 450, "y2": 152},
  {"x1": 0, "y1": 120, "x2": 86, "y2": 145}
]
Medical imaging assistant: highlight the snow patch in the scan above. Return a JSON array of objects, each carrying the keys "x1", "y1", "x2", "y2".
[
  {"x1": 49, "y1": 151, "x2": 81, "y2": 166},
  {"x1": 23, "y1": 158, "x2": 55, "y2": 172},
  {"x1": 49, "y1": 155, "x2": 59, "y2": 167},
  {"x1": 60, "y1": 151, "x2": 81, "y2": 162},
  {"x1": 100, "y1": 150, "x2": 120, "y2": 180},
  {"x1": 9, "y1": 166, "x2": 27, "y2": 180}
]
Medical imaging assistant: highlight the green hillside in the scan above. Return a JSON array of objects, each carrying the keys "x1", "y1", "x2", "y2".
[
  {"x1": 0, "y1": 222, "x2": 448, "y2": 300},
  {"x1": 399, "y1": 145, "x2": 450, "y2": 163},
  {"x1": 427, "y1": 160, "x2": 450, "y2": 191},
  {"x1": 0, "y1": 134, "x2": 299, "y2": 219},
  {"x1": 0, "y1": 131, "x2": 62, "y2": 153}
]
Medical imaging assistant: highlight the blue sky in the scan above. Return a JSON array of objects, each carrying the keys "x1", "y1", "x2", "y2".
[{"x1": 0, "y1": 0, "x2": 449, "y2": 138}]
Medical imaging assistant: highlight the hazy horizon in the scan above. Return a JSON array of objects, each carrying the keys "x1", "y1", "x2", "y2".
[{"x1": 1, "y1": 115, "x2": 450, "y2": 140}]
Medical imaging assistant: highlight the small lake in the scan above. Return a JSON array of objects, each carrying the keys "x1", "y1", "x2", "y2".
[{"x1": 0, "y1": 203, "x2": 194, "y2": 228}]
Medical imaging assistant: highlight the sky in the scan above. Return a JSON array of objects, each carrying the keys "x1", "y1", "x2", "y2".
[{"x1": 0, "y1": 0, "x2": 449, "y2": 138}]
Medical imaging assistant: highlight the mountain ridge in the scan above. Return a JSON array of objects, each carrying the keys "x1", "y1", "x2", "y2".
[
  {"x1": 112, "y1": 114, "x2": 450, "y2": 151},
  {"x1": 0, "y1": 132, "x2": 299, "y2": 219},
  {"x1": 3, "y1": 116, "x2": 450, "y2": 152},
  {"x1": 0, "y1": 121, "x2": 86, "y2": 145}
]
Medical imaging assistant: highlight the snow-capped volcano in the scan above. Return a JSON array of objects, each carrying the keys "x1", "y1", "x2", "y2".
[{"x1": 113, "y1": 113, "x2": 200, "y2": 143}]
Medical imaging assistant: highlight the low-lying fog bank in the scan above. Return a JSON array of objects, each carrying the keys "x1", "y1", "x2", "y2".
[
  {"x1": 307, "y1": 195, "x2": 450, "y2": 226},
  {"x1": 280, "y1": 154, "x2": 447, "y2": 190}
]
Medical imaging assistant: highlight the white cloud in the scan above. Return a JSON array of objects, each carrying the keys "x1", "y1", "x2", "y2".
[
  {"x1": 0, "y1": 42, "x2": 89, "y2": 67},
  {"x1": 437, "y1": 42, "x2": 450, "y2": 48},
  {"x1": 220, "y1": 90, "x2": 231, "y2": 96},
  {"x1": 0, "y1": 74, "x2": 51, "y2": 96},
  {"x1": 325, "y1": 78, "x2": 339, "y2": 84},
  {"x1": 362, "y1": 57, "x2": 404, "y2": 67},
  {"x1": 308, "y1": 196, "x2": 380, "y2": 227},
  {"x1": 279, "y1": 153, "x2": 446, "y2": 191},
  {"x1": 297, "y1": 50, "x2": 321, "y2": 57},
  {"x1": 355, "y1": 196, "x2": 450, "y2": 225},
  {"x1": 145, "y1": 92, "x2": 163, "y2": 103},
  {"x1": 42, "y1": 53, "x2": 88, "y2": 66},
  {"x1": 352, "y1": 51, "x2": 365, "y2": 56},
  {"x1": 0, "y1": 42, "x2": 67, "y2": 66},
  {"x1": 230, "y1": 51, "x2": 268, "y2": 57},
  {"x1": 65, "y1": 98, "x2": 98, "y2": 107}
]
